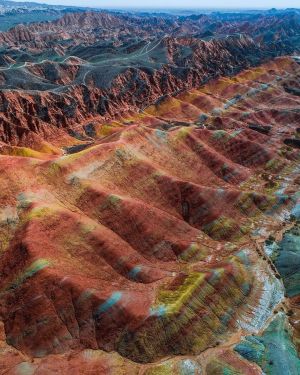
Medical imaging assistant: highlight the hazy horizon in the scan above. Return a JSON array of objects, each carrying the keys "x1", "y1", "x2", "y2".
[{"x1": 14, "y1": 0, "x2": 300, "y2": 10}]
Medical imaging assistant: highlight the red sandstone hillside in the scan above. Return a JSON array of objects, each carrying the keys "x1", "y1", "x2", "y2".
[
  {"x1": 0, "y1": 8, "x2": 300, "y2": 375},
  {"x1": 0, "y1": 55, "x2": 299, "y2": 373},
  {"x1": 0, "y1": 10, "x2": 299, "y2": 149}
]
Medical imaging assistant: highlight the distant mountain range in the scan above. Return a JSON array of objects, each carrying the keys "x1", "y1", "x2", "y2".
[
  {"x1": 1, "y1": 1, "x2": 300, "y2": 31},
  {"x1": 0, "y1": 0, "x2": 82, "y2": 12},
  {"x1": 0, "y1": 0, "x2": 88, "y2": 30}
]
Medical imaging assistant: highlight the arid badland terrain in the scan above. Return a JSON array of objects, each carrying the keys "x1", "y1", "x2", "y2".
[{"x1": 0, "y1": 6, "x2": 300, "y2": 375}]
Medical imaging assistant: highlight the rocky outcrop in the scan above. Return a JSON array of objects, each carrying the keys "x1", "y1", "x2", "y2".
[
  {"x1": 0, "y1": 36, "x2": 299, "y2": 374},
  {"x1": 0, "y1": 10, "x2": 299, "y2": 147},
  {"x1": 0, "y1": 121, "x2": 290, "y2": 362},
  {"x1": 0, "y1": 34, "x2": 298, "y2": 146}
]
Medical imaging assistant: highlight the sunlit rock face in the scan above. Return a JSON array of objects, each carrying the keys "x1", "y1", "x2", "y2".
[{"x1": 0, "y1": 7, "x2": 300, "y2": 375}]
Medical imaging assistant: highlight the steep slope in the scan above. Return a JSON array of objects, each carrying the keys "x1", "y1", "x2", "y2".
[
  {"x1": 0, "y1": 10, "x2": 299, "y2": 149},
  {"x1": 0, "y1": 58, "x2": 299, "y2": 373},
  {"x1": 0, "y1": 8, "x2": 300, "y2": 375},
  {"x1": 0, "y1": 41, "x2": 299, "y2": 149},
  {"x1": 0, "y1": 123, "x2": 289, "y2": 362}
]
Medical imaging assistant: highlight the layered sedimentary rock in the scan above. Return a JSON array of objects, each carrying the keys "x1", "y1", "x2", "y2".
[
  {"x1": 0, "y1": 10, "x2": 299, "y2": 148},
  {"x1": 0, "y1": 124, "x2": 260, "y2": 361},
  {"x1": 0, "y1": 55, "x2": 299, "y2": 373},
  {"x1": 0, "y1": 8, "x2": 300, "y2": 374}
]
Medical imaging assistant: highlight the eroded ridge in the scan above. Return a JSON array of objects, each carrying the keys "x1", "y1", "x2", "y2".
[{"x1": 0, "y1": 57, "x2": 299, "y2": 374}]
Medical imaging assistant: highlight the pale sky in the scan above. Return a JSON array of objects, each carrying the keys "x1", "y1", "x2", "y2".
[{"x1": 15, "y1": 0, "x2": 300, "y2": 9}]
